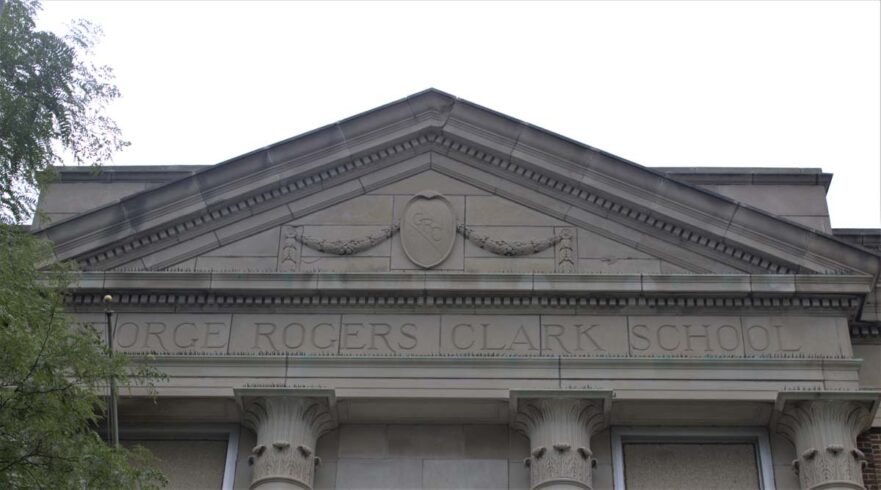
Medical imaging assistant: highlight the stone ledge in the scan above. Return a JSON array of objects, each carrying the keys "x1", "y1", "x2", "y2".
[
  {"x1": 68, "y1": 271, "x2": 874, "y2": 296},
  {"x1": 656, "y1": 167, "x2": 832, "y2": 192}
]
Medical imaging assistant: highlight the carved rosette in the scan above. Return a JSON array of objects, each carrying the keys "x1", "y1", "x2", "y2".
[
  {"x1": 244, "y1": 397, "x2": 335, "y2": 490},
  {"x1": 513, "y1": 399, "x2": 606, "y2": 490},
  {"x1": 777, "y1": 399, "x2": 874, "y2": 490}
]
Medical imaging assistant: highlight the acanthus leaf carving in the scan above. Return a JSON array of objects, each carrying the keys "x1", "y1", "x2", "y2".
[
  {"x1": 777, "y1": 398, "x2": 874, "y2": 490},
  {"x1": 513, "y1": 398, "x2": 606, "y2": 490},
  {"x1": 243, "y1": 396, "x2": 335, "y2": 490},
  {"x1": 577, "y1": 447, "x2": 591, "y2": 460},
  {"x1": 294, "y1": 224, "x2": 399, "y2": 256}
]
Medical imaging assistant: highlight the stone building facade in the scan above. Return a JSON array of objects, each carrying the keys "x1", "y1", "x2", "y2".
[{"x1": 33, "y1": 90, "x2": 881, "y2": 489}]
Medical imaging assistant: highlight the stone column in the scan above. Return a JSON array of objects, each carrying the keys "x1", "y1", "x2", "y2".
[
  {"x1": 777, "y1": 399, "x2": 875, "y2": 490},
  {"x1": 243, "y1": 397, "x2": 335, "y2": 490},
  {"x1": 514, "y1": 398, "x2": 606, "y2": 490}
]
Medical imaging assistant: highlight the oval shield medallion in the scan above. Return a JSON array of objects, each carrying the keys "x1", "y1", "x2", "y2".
[{"x1": 401, "y1": 191, "x2": 456, "y2": 269}]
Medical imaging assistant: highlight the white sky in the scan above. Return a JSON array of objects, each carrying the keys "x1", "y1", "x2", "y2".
[{"x1": 37, "y1": 1, "x2": 881, "y2": 228}]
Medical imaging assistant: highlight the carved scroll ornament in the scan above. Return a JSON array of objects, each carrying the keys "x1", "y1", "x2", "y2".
[
  {"x1": 457, "y1": 224, "x2": 563, "y2": 257},
  {"x1": 294, "y1": 224, "x2": 399, "y2": 256}
]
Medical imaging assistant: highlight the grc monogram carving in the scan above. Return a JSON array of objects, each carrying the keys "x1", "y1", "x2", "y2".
[{"x1": 401, "y1": 191, "x2": 457, "y2": 268}]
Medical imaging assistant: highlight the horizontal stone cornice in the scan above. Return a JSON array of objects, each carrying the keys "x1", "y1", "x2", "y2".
[
  {"x1": 118, "y1": 357, "x2": 866, "y2": 403},
  {"x1": 130, "y1": 353, "x2": 865, "y2": 368},
  {"x1": 67, "y1": 272, "x2": 870, "y2": 315},
  {"x1": 70, "y1": 271, "x2": 873, "y2": 295},
  {"x1": 65, "y1": 272, "x2": 869, "y2": 320}
]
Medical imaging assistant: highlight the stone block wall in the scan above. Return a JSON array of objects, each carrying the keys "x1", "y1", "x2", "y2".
[
  {"x1": 859, "y1": 428, "x2": 881, "y2": 490},
  {"x1": 315, "y1": 424, "x2": 528, "y2": 489}
]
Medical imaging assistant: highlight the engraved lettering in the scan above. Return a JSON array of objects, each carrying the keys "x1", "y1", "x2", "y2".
[
  {"x1": 253, "y1": 322, "x2": 278, "y2": 351},
  {"x1": 656, "y1": 324, "x2": 680, "y2": 351},
  {"x1": 509, "y1": 324, "x2": 538, "y2": 351},
  {"x1": 774, "y1": 325, "x2": 802, "y2": 352},
  {"x1": 283, "y1": 322, "x2": 306, "y2": 349},
  {"x1": 115, "y1": 315, "x2": 835, "y2": 358},
  {"x1": 203, "y1": 322, "x2": 227, "y2": 349},
  {"x1": 368, "y1": 323, "x2": 394, "y2": 352},
  {"x1": 172, "y1": 322, "x2": 198, "y2": 349},
  {"x1": 115, "y1": 322, "x2": 139, "y2": 349},
  {"x1": 411, "y1": 211, "x2": 444, "y2": 242},
  {"x1": 451, "y1": 323, "x2": 475, "y2": 350},
  {"x1": 717, "y1": 324, "x2": 741, "y2": 352},
  {"x1": 630, "y1": 324, "x2": 651, "y2": 351},
  {"x1": 684, "y1": 324, "x2": 711, "y2": 352},
  {"x1": 342, "y1": 322, "x2": 366, "y2": 350},
  {"x1": 311, "y1": 322, "x2": 336, "y2": 350},
  {"x1": 144, "y1": 322, "x2": 167, "y2": 350},
  {"x1": 543, "y1": 324, "x2": 569, "y2": 354},
  {"x1": 480, "y1": 323, "x2": 506, "y2": 351},
  {"x1": 398, "y1": 323, "x2": 418, "y2": 350},
  {"x1": 576, "y1": 324, "x2": 605, "y2": 352},
  {"x1": 746, "y1": 325, "x2": 770, "y2": 351}
]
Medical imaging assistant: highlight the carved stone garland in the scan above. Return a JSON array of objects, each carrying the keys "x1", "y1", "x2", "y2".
[
  {"x1": 290, "y1": 221, "x2": 570, "y2": 262},
  {"x1": 513, "y1": 399, "x2": 606, "y2": 490},
  {"x1": 777, "y1": 399, "x2": 874, "y2": 490},
  {"x1": 244, "y1": 397, "x2": 335, "y2": 490},
  {"x1": 293, "y1": 224, "x2": 399, "y2": 256},
  {"x1": 457, "y1": 224, "x2": 563, "y2": 257}
]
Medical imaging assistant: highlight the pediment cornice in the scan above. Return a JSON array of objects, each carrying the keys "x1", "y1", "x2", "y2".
[{"x1": 36, "y1": 89, "x2": 880, "y2": 279}]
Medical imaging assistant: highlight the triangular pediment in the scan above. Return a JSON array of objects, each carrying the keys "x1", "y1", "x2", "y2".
[
  {"x1": 35, "y1": 89, "x2": 879, "y2": 278},
  {"x1": 150, "y1": 167, "x2": 701, "y2": 274}
]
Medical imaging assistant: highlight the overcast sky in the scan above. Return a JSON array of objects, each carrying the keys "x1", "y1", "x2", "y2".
[{"x1": 37, "y1": 1, "x2": 880, "y2": 228}]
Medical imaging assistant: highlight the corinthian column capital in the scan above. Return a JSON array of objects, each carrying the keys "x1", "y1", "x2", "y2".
[
  {"x1": 512, "y1": 393, "x2": 610, "y2": 490},
  {"x1": 242, "y1": 394, "x2": 336, "y2": 490},
  {"x1": 776, "y1": 392, "x2": 880, "y2": 490}
]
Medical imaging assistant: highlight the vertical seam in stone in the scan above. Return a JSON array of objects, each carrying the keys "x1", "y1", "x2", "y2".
[
  {"x1": 539, "y1": 314, "x2": 544, "y2": 356},
  {"x1": 336, "y1": 314, "x2": 343, "y2": 355},
  {"x1": 225, "y1": 313, "x2": 233, "y2": 355},
  {"x1": 558, "y1": 357, "x2": 562, "y2": 388},
  {"x1": 625, "y1": 316, "x2": 633, "y2": 358},
  {"x1": 275, "y1": 225, "x2": 284, "y2": 271}
]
